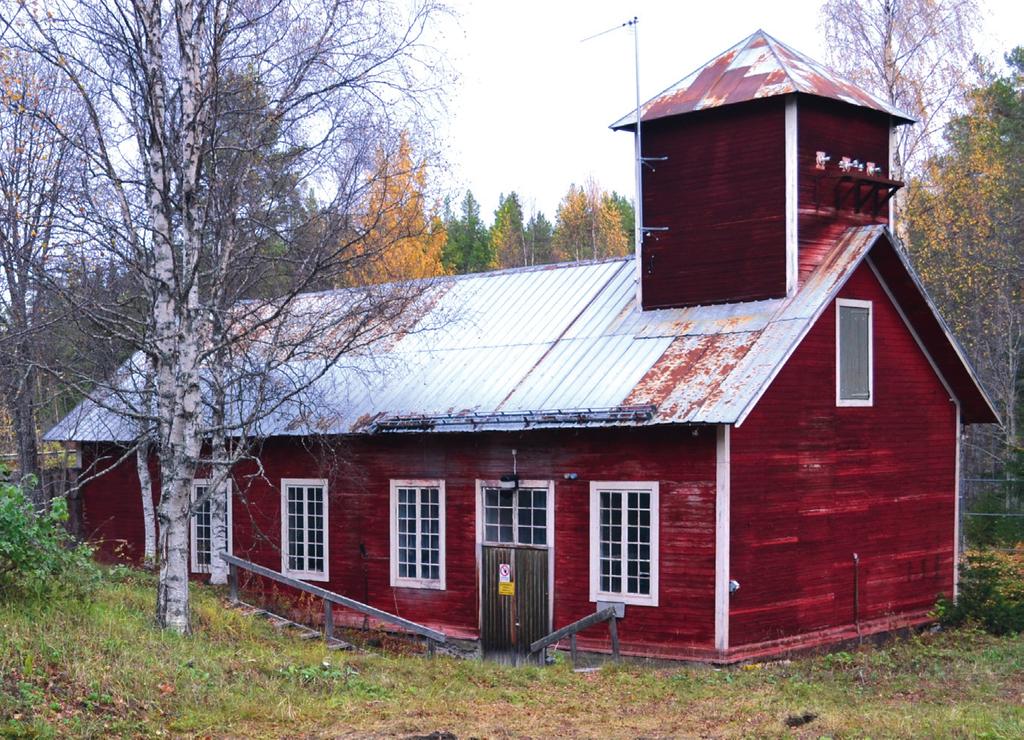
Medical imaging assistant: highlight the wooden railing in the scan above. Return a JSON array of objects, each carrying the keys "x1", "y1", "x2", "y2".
[
  {"x1": 219, "y1": 553, "x2": 446, "y2": 649},
  {"x1": 529, "y1": 606, "x2": 620, "y2": 664}
]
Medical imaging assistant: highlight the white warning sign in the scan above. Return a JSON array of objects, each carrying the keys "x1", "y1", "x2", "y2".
[{"x1": 498, "y1": 563, "x2": 511, "y2": 583}]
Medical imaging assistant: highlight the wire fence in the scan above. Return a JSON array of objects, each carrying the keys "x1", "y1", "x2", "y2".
[{"x1": 961, "y1": 477, "x2": 1024, "y2": 552}]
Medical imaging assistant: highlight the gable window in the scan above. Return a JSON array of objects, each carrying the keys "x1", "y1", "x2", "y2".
[
  {"x1": 481, "y1": 484, "x2": 550, "y2": 546},
  {"x1": 281, "y1": 479, "x2": 329, "y2": 581},
  {"x1": 589, "y1": 482, "x2": 659, "y2": 607},
  {"x1": 390, "y1": 480, "x2": 446, "y2": 589},
  {"x1": 191, "y1": 479, "x2": 232, "y2": 574},
  {"x1": 836, "y1": 298, "x2": 873, "y2": 406}
]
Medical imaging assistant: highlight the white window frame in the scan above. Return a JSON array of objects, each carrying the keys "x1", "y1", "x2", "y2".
[
  {"x1": 389, "y1": 479, "x2": 446, "y2": 590},
  {"x1": 836, "y1": 298, "x2": 874, "y2": 407},
  {"x1": 479, "y1": 480, "x2": 553, "y2": 548},
  {"x1": 280, "y1": 478, "x2": 330, "y2": 582},
  {"x1": 191, "y1": 478, "x2": 233, "y2": 574},
  {"x1": 589, "y1": 481, "x2": 660, "y2": 607}
]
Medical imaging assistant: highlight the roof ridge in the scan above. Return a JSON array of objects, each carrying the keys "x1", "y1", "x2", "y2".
[
  {"x1": 611, "y1": 29, "x2": 915, "y2": 129},
  {"x1": 758, "y1": 30, "x2": 800, "y2": 92},
  {"x1": 621, "y1": 30, "x2": 759, "y2": 127}
]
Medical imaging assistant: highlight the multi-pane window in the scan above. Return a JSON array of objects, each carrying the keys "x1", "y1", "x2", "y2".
[
  {"x1": 281, "y1": 479, "x2": 328, "y2": 581},
  {"x1": 482, "y1": 486, "x2": 548, "y2": 546},
  {"x1": 837, "y1": 298, "x2": 873, "y2": 406},
  {"x1": 192, "y1": 483, "x2": 212, "y2": 572},
  {"x1": 390, "y1": 481, "x2": 445, "y2": 589},
  {"x1": 191, "y1": 480, "x2": 231, "y2": 574},
  {"x1": 590, "y1": 483, "x2": 659, "y2": 606}
]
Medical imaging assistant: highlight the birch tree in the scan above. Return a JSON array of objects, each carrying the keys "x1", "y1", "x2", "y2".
[
  {"x1": 3, "y1": 0, "x2": 448, "y2": 631},
  {"x1": 820, "y1": 0, "x2": 981, "y2": 233},
  {"x1": 552, "y1": 179, "x2": 629, "y2": 262}
]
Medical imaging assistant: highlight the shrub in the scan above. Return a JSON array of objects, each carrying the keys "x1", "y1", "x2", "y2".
[
  {"x1": 0, "y1": 467, "x2": 99, "y2": 600},
  {"x1": 935, "y1": 548, "x2": 1024, "y2": 634}
]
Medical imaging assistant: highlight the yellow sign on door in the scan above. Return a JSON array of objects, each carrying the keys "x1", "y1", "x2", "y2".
[{"x1": 498, "y1": 581, "x2": 515, "y2": 596}]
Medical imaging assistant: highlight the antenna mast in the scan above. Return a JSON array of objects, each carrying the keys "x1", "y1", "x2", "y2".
[
  {"x1": 629, "y1": 17, "x2": 643, "y2": 261},
  {"x1": 581, "y1": 17, "x2": 646, "y2": 259},
  {"x1": 583, "y1": 16, "x2": 664, "y2": 307}
]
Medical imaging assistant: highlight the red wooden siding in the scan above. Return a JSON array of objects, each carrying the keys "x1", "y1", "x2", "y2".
[
  {"x1": 729, "y1": 260, "x2": 956, "y2": 647},
  {"x1": 79, "y1": 445, "x2": 159, "y2": 563},
  {"x1": 797, "y1": 97, "x2": 893, "y2": 281},
  {"x1": 80, "y1": 426, "x2": 718, "y2": 657},
  {"x1": 641, "y1": 97, "x2": 787, "y2": 308}
]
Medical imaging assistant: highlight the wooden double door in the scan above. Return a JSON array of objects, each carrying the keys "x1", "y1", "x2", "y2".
[{"x1": 479, "y1": 482, "x2": 552, "y2": 665}]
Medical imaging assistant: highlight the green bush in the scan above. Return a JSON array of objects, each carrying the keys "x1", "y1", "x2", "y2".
[
  {"x1": 0, "y1": 466, "x2": 99, "y2": 600},
  {"x1": 936, "y1": 548, "x2": 1024, "y2": 634}
]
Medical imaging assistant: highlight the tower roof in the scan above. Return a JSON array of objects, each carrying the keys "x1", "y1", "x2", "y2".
[{"x1": 611, "y1": 29, "x2": 915, "y2": 129}]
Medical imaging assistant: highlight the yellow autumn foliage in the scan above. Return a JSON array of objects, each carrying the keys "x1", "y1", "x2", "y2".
[{"x1": 348, "y1": 132, "x2": 447, "y2": 285}]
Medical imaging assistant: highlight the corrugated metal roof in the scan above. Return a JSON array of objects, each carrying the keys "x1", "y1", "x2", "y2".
[
  {"x1": 611, "y1": 29, "x2": 915, "y2": 130},
  {"x1": 47, "y1": 226, "x2": 893, "y2": 442}
]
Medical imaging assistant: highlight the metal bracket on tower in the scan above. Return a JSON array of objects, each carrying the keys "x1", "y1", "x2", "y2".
[{"x1": 640, "y1": 155, "x2": 668, "y2": 171}]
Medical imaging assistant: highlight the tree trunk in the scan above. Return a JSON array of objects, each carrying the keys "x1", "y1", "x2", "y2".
[
  {"x1": 156, "y1": 476, "x2": 192, "y2": 632},
  {"x1": 136, "y1": 441, "x2": 157, "y2": 565},
  {"x1": 208, "y1": 477, "x2": 229, "y2": 584},
  {"x1": 11, "y1": 362, "x2": 41, "y2": 507}
]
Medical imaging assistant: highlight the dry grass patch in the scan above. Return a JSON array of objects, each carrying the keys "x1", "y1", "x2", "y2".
[{"x1": 1, "y1": 568, "x2": 1022, "y2": 738}]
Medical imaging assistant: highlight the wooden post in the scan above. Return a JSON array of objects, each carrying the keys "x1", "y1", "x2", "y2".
[
  {"x1": 570, "y1": 634, "x2": 578, "y2": 666},
  {"x1": 427, "y1": 638, "x2": 436, "y2": 658},
  {"x1": 228, "y1": 563, "x2": 238, "y2": 603},
  {"x1": 608, "y1": 615, "x2": 620, "y2": 661},
  {"x1": 323, "y1": 599, "x2": 334, "y2": 641}
]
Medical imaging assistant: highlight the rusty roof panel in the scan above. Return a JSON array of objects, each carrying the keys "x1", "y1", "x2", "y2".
[
  {"x1": 611, "y1": 30, "x2": 914, "y2": 130},
  {"x1": 47, "y1": 226, "x2": 897, "y2": 442}
]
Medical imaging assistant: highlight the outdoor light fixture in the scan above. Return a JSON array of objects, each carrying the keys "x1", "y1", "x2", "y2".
[{"x1": 500, "y1": 449, "x2": 519, "y2": 489}]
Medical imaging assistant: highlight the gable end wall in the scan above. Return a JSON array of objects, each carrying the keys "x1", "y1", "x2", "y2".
[{"x1": 728, "y1": 260, "x2": 957, "y2": 647}]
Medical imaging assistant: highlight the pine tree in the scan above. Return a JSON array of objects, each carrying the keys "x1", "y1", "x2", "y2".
[
  {"x1": 442, "y1": 190, "x2": 494, "y2": 273},
  {"x1": 491, "y1": 192, "x2": 527, "y2": 268},
  {"x1": 524, "y1": 211, "x2": 554, "y2": 266}
]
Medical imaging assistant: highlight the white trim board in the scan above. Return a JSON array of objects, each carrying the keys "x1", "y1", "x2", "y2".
[
  {"x1": 888, "y1": 123, "x2": 897, "y2": 230},
  {"x1": 785, "y1": 95, "x2": 798, "y2": 296},
  {"x1": 389, "y1": 479, "x2": 447, "y2": 591},
  {"x1": 953, "y1": 402, "x2": 962, "y2": 600},
  {"x1": 714, "y1": 425, "x2": 731, "y2": 653}
]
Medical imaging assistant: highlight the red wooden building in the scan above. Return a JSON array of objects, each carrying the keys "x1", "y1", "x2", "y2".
[{"x1": 49, "y1": 31, "x2": 997, "y2": 663}]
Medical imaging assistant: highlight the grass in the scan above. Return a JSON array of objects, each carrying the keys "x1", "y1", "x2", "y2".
[{"x1": 1, "y1": 568, "x2": 1022, "y2": 738}]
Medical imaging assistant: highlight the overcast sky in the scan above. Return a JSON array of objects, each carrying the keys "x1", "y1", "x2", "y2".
[{"x1": 434, "y1": 0, "x2": 1023, "y2": 221}]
